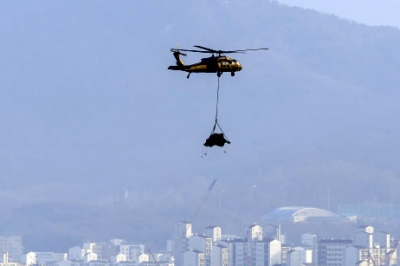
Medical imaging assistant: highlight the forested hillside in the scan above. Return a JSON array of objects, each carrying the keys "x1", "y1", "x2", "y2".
[{"x1": 1, "y1": 0, "x2": 399, "y2": 251}]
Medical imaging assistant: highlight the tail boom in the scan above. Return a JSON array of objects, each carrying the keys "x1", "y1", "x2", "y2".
[{"x1": 168, "y1": 65, "x2": 188, "y2": 71}]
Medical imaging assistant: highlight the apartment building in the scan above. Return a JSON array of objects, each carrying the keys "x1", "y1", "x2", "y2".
[
  {"x1": 0, "y1": 236, "x2": 23, "y2": 261},
  {"x1": 317, "y1": 239, "x2": 352, "y2": 266}
]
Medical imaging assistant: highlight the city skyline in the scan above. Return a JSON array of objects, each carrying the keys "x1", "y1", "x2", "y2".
[{"x1": 1, "y1": 0, "x2": 399, "y2": 259}]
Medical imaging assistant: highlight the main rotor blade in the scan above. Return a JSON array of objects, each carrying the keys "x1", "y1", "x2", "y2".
[
  {"x1": 171, "y1": 48, "x2": 210, "y2": 54},
  {"x1": 193, "y1": 45, "x2": 218, "y2": 53},
  {"x1": 195, "y1": 45, "x2": 268, "y2": 54},
  {"x1": 171, "y1": 46, "x2": 269, "y2": 55},
  {"x1": 216, "y1": 48, "x2": 269, "y2": 54},
  {"x1": 227, "y1": 48, "x2": 269, "y2": 53},
  {"x1": 194, "y1": 45, "x2": 244, "y2": 55}
]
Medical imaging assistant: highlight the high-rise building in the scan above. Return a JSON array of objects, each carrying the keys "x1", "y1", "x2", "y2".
[
  {"x1": 249, "y1": 242, "x2": 265, "y2": 266},
  {"x1": 211, "y1": 244, "x2": 229, "y2": 266},
  {"x1": 119, "y1": 244, "x2": 145, "y2": 262},
  {"x1": 22, "y1": 252, "x2": 67, "y2": 265},
  {"x1": 68, "y1": 246, "x2": 85, "y2": 260},
  {"x1": 343, "y1": 226, "x2": 397, "y2": 266},
  {"x1": 188, "y1": 235, "x2": 213, "y2": 266},
  {"x1": 264, "y1": 239, "x2": 281, "y2": 266},
  {"x1": 301, "y1": 233, "x2": 317, "y2": 263},
  {"x1": 0, "y1": 236, "x2": 23, "y2": 262},
  {"x1": 286, "y1": 249, "x2": 302, "y2": 266},
  {"x1": 354, "y1": 225, "x2": 374, "y2": 249},
  {"x1": 173, "y1": 221, "x2": 193, "y2": 266},
  {"x1": 280, "y1": 244, "x2": 290, "y2": 266},
  {"x1": 205, "y1": 226, "x2": 222, "y2": 242},
  {"x1": 216, "y1": 236, "x2": 282, "y2": 266},
  {"x1": 243, "y1": 225, "x2": 263, "y2": 242},
  {"x1": 232, "y1": 240, "x2": 247, "y2": 266},
  {"x1": 183, "y1": 250, "x2": 205, "y2": 266},
  {"x1": 317, "y1": 239, "x2": 352, "y2": 266},
  {"x1": 286, "y1": 247, "x2": 312, "y2": 266},
  {"x1": 215, "y1": 238, "x2": 243, "y2": 266}
]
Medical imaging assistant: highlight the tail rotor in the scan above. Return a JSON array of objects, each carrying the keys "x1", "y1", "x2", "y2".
[{"x1": 171, "y1": 49, "x2": 186, "y2": 66}]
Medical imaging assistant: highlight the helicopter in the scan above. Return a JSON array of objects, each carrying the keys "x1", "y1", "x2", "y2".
[{"x1": 168, "y1": 45, "x2": 268, "y2": 78}]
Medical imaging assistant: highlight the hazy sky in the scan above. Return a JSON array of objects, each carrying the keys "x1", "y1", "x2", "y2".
[
  {"x1": 277, "y1": 0, "x2": 400, "y2": 28},
  {"x1": 1, "y1": 1, "x2": 400, "y2": 249},
  {"x1": 0, "y1": 0, "x2": 399, "y2": 204}
]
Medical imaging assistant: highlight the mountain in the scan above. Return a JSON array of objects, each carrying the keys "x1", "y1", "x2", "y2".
[{"x1": 0, "y1": 0, "x2": 399, "y2": 251}]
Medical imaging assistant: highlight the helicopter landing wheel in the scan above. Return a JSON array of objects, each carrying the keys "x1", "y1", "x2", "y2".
[
  {"x1": 217, "y1": 72, "x2": 222, "y2": 77},
  {"x1": 231, "y1": 72, "x2": 235, "y2": 77}
]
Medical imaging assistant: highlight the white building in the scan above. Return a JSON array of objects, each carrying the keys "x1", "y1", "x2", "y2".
[
  {"x1": 215, "y1": 238, "x2": 281, "y2": 266},
  {"x1": 33, "y1": 252, "x2": 67, "y2": 265},
  {"x1": 94, "y1": 242, "x2": 119, "y2": 261},
  {"x1": 244, "y1": 225, "x2": 263, "y2": 241},
  {"x1": 68, "y1": 247, "x2": 85, "y2": 260},
  {"x1": 301, "y1": 234, "x2": 316, "y2": 247},
  {"x1": 173, "y1": 221, "x2": 193, "y2": 266},
  {"x1": 0, "y1": 253, "x2": 22, "y2": 266},
  {"x1": 343, "y1": 246, "x2": 367, "y2": 266},
  {"x1": 0, "y1": 236, "x2": 23, "y2": 262},
  {"x1": 137, "y1": 254, "x2": 149, "y2": 263},
  {"x1": 211, "y1": 244, "x2": 229, "y2": 266},
  {"x1": 0, "y1": 253, "x2": 9, "y2": 264},
  {"x1": 21, "y1": 252, "x2": 36, "y2": 266},
  {"x1": 301, "y1": 233, "x2": 317, "y2": 263},
  {"x1": 286, "y1": 249, "x2": 302, "y2": 266},
  {"x1": 183, "y1": 250, "x2": 204, "y2": 266},
  {"x1": 83, "y1": 252, "x2": 97, "y2": 263},
  {"x1": 286, "y1": 247, "x2": 311, "y2": 266},
  {"x1": 265, "y1": 239, "x2": 281, "y2": 266},
  {"x1": 304, "y1": 249, "x2": 312, "y2": 264},
  {"x1": 214, "y1": 239, "x2": 239, "y2": 266},
  {"x1": 250, "y1": 242, "x2": 265, "y2": 266},
  {"x1": 342, "y1": 245, "x2": 392, "y2": 266},
  {"x1": 354, "y1": 226, "x2": 374, "y2": 248},
  {"x1": 22, "y1": 252, "x2": 66, "y2": 266},
  {"x1": 119, "y1": 244, "x2": 144, "y2": 262},
  {"x1": 111, "y1": 254, "x2": 127, "y2": 264},
  {"x1": 281, "y1": 245, "x2": 291, "y2": 266},
  {"x1": 317, "y1": 239, "x2": 352, "y2": 266},
  {"x1": 188, "y1": 235, "x2": 212, "y2": 266},
  {"x1": 205, "y1": 227, "x2": 221, "y2": 242},
  {"x1": 342, "y1": 226, "x2": 397, "y2": 266},
  {"x1": 83, "y1": 243, "x2": 97, "y2": 253},
  {"x1": 232, "y1": 240, "x2": 247, "y2": 266}
]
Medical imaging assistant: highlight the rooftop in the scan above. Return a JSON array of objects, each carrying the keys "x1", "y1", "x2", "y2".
[{"x1": 262, "y1": 206, "x2": 342, "y2": 223}]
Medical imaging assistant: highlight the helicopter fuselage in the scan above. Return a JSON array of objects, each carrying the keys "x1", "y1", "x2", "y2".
[{"x1": 168, "y1": 54, "x2": 242, "y2": 78}]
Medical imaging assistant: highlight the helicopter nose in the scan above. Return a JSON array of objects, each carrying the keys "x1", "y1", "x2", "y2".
[{"x1": 237, "y1": 62, "x2": 242, "y2": 71}]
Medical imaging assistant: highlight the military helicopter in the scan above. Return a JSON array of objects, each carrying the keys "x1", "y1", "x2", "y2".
[{"x1": 168, "y1": 45, "x2": 268, "y2": 78}]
